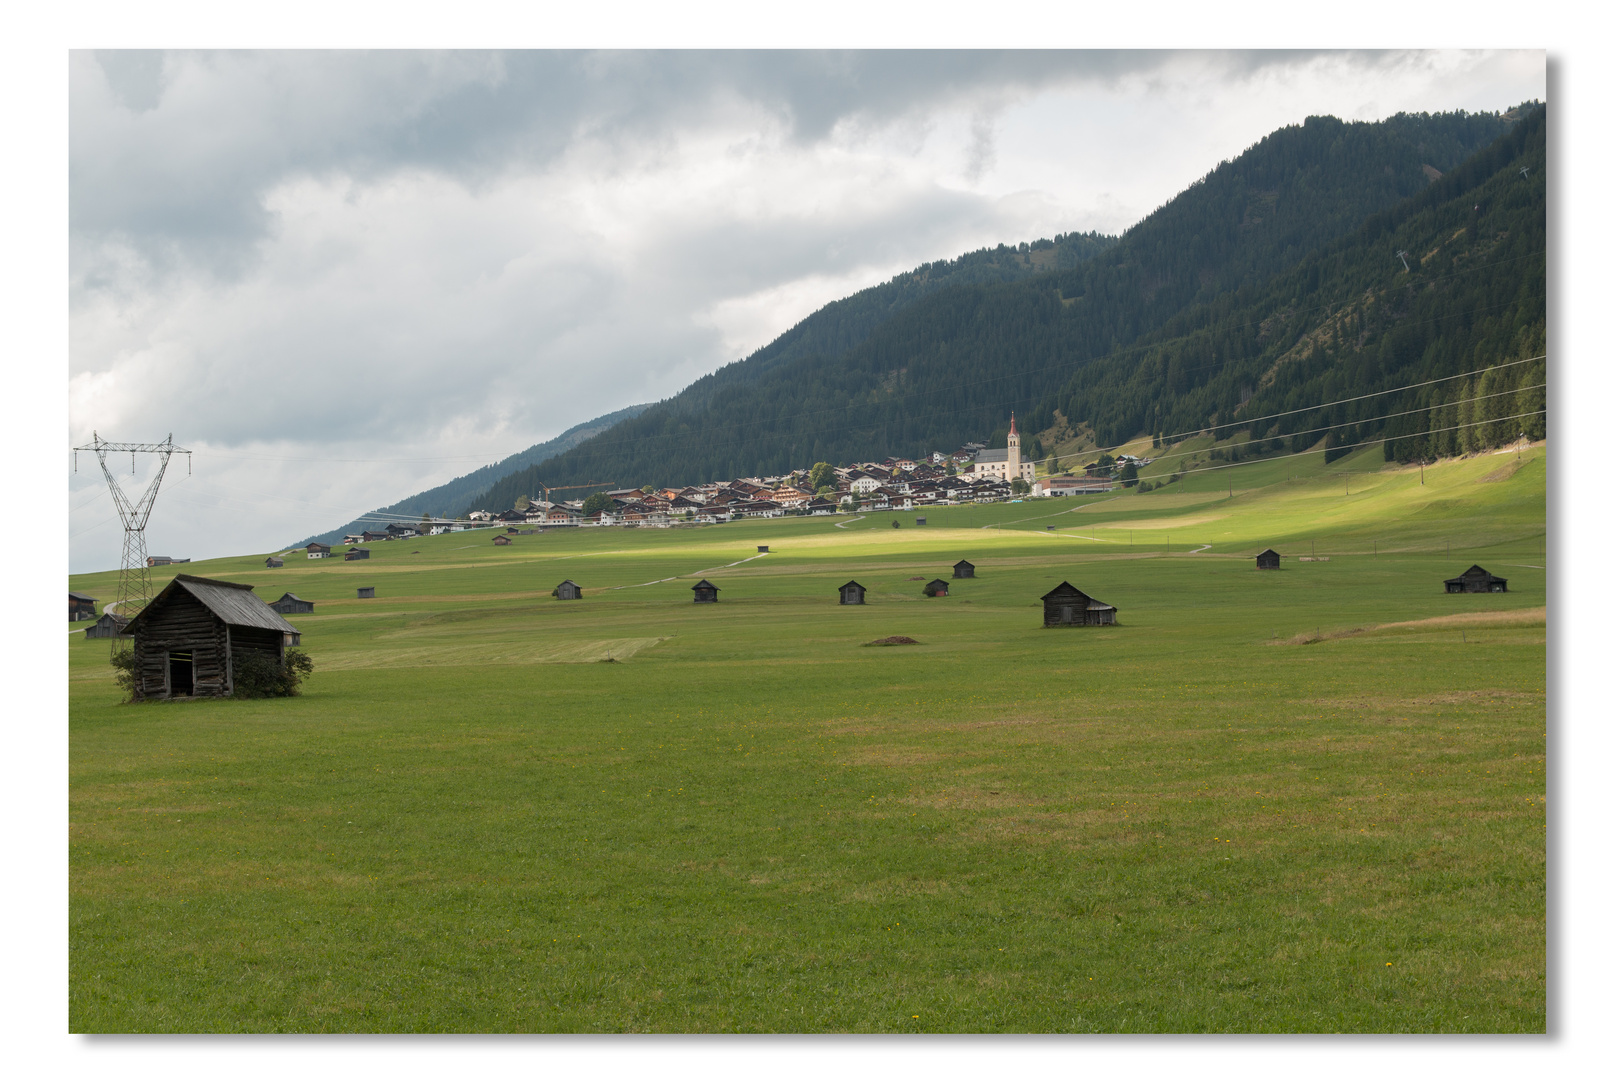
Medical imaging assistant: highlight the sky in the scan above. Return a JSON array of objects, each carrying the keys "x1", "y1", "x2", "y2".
[{"x1": 66, "y1": 49, "x2": 1547, "y2": 573}]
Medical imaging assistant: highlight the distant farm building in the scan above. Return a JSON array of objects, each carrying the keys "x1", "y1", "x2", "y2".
[
  {"x1": 953, "y1": 560, "x2": 976, "y2": 579},
  {"x1": 554, "y1": 580, "x2": 583, "y2": 601},
  {"x1": 1041, "y1": 582, "x2": 1118, "y2": 626},
  {"x1": 264, "y1": 556, "x2": 284, "y2": 568},
  {"x1": 916, "y1": 517, "x2": 927, "y2": 526},
  {"x1": 146, "y1": 555, "x2": 189, "y2": 567},
  {"x1": 357, "y1": 587, "x2": 376, "y2": 599},
  {"x1": 69, "y1": 591, "x2": 97, "y2": 621},
  {"x1": 692, "y1": 579, "x2": 719, "y2": 603},
  {"x1": 269, "y1": 593, "x2": 314, "y2": 615},
  {"x1": 1256, "y1": 549, "x2": 1282, "y2": 570},
  {"x1": 1445, "y1": 565, "x2": 1508, "y2": 593},
  {"x1": 492, "y1": 535, "x2": 513, "y2": 546},
  {"x1": 306, "y1": 543, "x2": 331, "y2": 559},
  {"x1": 344, "y1": 548, "x2": 370, "y2": 560},
  {"x1": 84, "y1": 612, "x2": 130, "y2": 639},
  {"x1": 123, "y1": 574, "x2": 301, "y2": 700},
  {"x1": 923, "y1": 578, "x2": 950, "y2": 597},
  {"x1": 758, "y1": 545, "x2": 770, "y2": 553},
  {"x1": 839, "y1": 580, "x2": 866, "y2": 605}
]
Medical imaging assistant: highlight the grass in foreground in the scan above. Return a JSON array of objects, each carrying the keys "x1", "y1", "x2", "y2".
[{"x1": 68, "y1": 447, "x2": 1546, "y2": 1031}]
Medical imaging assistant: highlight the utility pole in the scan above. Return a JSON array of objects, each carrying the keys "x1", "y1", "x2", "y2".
[{"x1": 73, "y1": 432, "x2": 191, "y2": 631}]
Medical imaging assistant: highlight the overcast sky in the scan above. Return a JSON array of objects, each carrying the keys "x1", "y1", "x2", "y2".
[{"x1": 66, "y1": 49, "x2": 1545, "y2": 573}]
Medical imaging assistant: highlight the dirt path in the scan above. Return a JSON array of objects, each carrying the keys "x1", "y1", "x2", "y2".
[{"x1": 609, "y1": 551, "x2": 769, "y2": 591}]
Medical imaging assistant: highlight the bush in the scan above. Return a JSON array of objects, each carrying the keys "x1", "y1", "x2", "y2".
[
  {"x1": 233, "y1": 649, "x2": 315, "y2": 699},
  {"x1": 109, "y1": 648, "x2": 138, "y2": 702}
]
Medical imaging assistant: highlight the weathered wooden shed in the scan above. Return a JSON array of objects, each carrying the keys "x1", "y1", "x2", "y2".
[
  {"x1": 269, "y1": 592, "x2": 315, "y2": 615},
  {"x1": 1445, "y1": 565, "x2": 1507, "y2": 593},
  {"x1": 758, "y1": 545, "x2": 770, "y2": 553},
  {"x1": 492, "y1": 535, "x2": 513, "y2": 546},
  {"x1": 953, "y1": 559, "x2": 975, "y2": 579},
  {"x1": 924, "y1": 578, "x2": 950, "y2": 597},
  {"x1": 123, "y1": 575, "x2": 300, "y2": 700},
  {"x1": 69, "y1": 591, "x2": 98, "y2": 621},
  {"x1": 554, "y1": 579, "x2": 583, "y2": 601},
  {"x1": 1041, "y1": 581, "x2": 1117, "y2": 626},
  {"x1": 84, "y1": 612, "x2": 130, "y2": 639},
  {"x1": 344, "y1": 547, "x2": 370, "y2": 560},
  {"x1": 916, "y1": 517, "x2": 927, "y2": 526},
  {"x1": 1256, "y1": 549, "x2": 1282, "y2": 570},
  {"x1": 838, "y1": 580, "x2": 866, "y2": 605},
  {"x1": 692, "y1": 579, "x2": 719, "y2": 603},
  {"x1": 264, "y1": 556, "x2": 284, "y2": 568},
  {"x1": 357, "y1": 587, "x2": 376, "y2": 599}
]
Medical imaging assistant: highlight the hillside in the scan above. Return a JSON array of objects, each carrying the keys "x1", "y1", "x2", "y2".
[
  {"x1": 295, "y1": 401, "x2": 651, "y2": 547},
  {"x1": 490, "y1": 105, "x2": 1530, "y2": 500}
]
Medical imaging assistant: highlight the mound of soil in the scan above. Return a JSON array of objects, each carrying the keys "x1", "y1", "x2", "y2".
[{"x1": 864, "y1": 636, "x2": 919, "y2": 646}]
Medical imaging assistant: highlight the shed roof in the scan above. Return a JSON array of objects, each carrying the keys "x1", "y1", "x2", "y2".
[
  {"x1": 1041, "y1": 581, "x2": 1116, "y2": 609},
  {"x1": 925, "y1": 578, "x2": 950, "y2": 587},
  {"x1": 557, "y1": 579, "x2": 579, "y2": 588},
  {"x1": 841, "y1": 580, "x2": 865, "y2": 589},
  {"x1": 128, "y1": 574, "x2": 299, "y2": 635},
  {"x1": 954, "y1": 559, "x2": 975, "y2": 568},
  {"x1": 692, "y1": 579, "x2": 718, "y2": 590},
  {"x1": 69, "y1": 591, "x2": 98, "y2": 601},
  {"x1": 274, "y1": 593, "x2": 307, "y2": 604},
  {"x1": 1257, "y1": 549, "x2": 1280, "y2": 557}
]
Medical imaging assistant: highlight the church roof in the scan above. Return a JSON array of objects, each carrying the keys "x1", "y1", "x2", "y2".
[{"x1": 974, "y1": 449, "x2": 1009, "y2": 463}]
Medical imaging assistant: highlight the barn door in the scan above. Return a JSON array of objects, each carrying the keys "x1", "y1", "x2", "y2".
[
  {"x1": 168, "y1": 651, "x2": 194, "y2": 697},
  {"x1": 1061, "y1": 605, "x2": 1075, "y2": 625}
]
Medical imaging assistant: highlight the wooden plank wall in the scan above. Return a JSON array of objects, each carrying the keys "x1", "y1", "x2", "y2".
[{"x1": 133, "y1": 591, "x2": 229, "y2": 699}]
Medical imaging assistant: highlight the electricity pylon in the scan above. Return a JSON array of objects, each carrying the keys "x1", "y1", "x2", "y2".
[{"x1": 74, "y1": 432, "x2": 191, "y2": 624}]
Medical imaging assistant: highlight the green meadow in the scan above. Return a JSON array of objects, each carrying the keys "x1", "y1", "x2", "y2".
[{"x1": 68, "y1": 443, "x2": 1546, "y2": 1032}]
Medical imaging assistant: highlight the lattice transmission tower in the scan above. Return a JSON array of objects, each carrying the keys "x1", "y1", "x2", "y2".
[{"x1": 74, "y1": 432, "x2": 191, "y2": 623}]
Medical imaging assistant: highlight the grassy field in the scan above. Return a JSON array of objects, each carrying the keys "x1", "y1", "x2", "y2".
[{"x1": 67, "y1": 443, "x2": 1546, "y2": 1032}]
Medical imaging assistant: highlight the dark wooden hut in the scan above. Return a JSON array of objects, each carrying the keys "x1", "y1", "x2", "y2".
[
  {"x1": 123, "y1": 575, "x2": 300, "y2": 700},
  {"x1": 923, "y1": 578, "x2": 950, "y2": 597},
  {"x1": 269, "y1": 592, "x2": 314, "y2": 615},
  {"x1": 1445, "y1": 565, "x2": 1507, "y2": 593},
  {"x1": 357, "y1": 586, "x2": 375, "y2": 599},
  {"x1": 84, "y1": 612, "x2": 130, "y2": 639},
  {"x1": 554, "y1": 579, "x2": 583, "y2": 601},
  {"x1": 492, "y1": 535, "x2": 512, "y2": 546},
  {"x1": 344, "y1": 547, "x2": 370, "y2": 560},
  {"x1": 1256, "y1": 549, "x2": 1282, "y2": 570},
  {"x1": 1041, "y1": 581, "x2": 1117, "y2": 626},
  {"x1": 916, "y1": 517, "x2": 927, "y2": 526},
  {"x1": 691, "y1": 579, "x2": 719, "y2": 603},
  {"x1": 264, "y1": 556, "x2": 284, "y2": 568},
  {"x1": 758, "y1": 545, "x2": 770, "y2": 553},
  {"x1": 838, "y1": 580, "x2": 866, "y2": 605},
  {"x1": 953, "y1": 559, "x2": 975, "y2": 579},
  {"x1": 69, "y1": 591, "x2": 98, "y2": 621}
]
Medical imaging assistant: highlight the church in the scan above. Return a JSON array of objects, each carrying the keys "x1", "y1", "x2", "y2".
[{"x1": 973, "y1": 412, "x2": 1036, "y2": 484}]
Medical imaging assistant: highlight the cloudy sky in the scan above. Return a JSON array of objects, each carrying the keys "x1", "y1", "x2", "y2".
[{"x1": 66, "y1": 49, "x2": 1545, "y2": 572}]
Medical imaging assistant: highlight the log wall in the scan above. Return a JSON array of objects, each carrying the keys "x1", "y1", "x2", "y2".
[{"x1": 132, "y1": 591, "x2": 228, "y2": 699}]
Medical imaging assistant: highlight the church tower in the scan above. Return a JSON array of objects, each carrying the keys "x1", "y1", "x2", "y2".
[{"x1": 1007, "y1": 411, "x2": 1021, "y2": 481}]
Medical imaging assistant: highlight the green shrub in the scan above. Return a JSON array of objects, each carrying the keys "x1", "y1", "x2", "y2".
[
  {"x1": 233, "y1": 649, "x2": 315, "y2": 699},
  {"x1": 109, "y1": 648, "x2": 138, "y2": 702}
]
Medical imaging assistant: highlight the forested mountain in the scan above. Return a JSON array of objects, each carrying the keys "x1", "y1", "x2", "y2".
[
  {"x1": 474, "y1": 104, "x2": 1539, "y2": 504},
  {"x1": 294, "y1": 401, "x2": 651, "y2": 546}
]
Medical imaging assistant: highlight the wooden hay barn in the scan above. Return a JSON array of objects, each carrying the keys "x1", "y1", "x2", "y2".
[
  {"x1": 1256, "y1": 549, "x2": 1282, "y2": 570},
  {"x1": 1041, "y1": 581, "x2": 1117, "y2": 626},
  {"x1": 838, "y1": 580, "x2": 866, "y2": 605},
  {"x1": 758, "y1": 545, "x2": 770, "y2": 553},
  {"x1": 269, "y1": 593, "x2": 314, "y2": 615},
  {"x1": 953, "y1": 559, "x2": 975, "y2": 579},
  {"x1": 1445, "y1": 565, "x2": 1507, "y2": 593},
  {"x1": 923, "y1": 578, "x2": 950, "y2": 597},
  {"x1": 357, "y1": 587, "x2": 375, "y2": 599},
  {"x1": 123, "y1": 575, "x2": 301, "y2": 700},
  {"x1": 492, "y1": 535, "x2": 513, "y2": 546},
  {"x1": 69, "y1": 591, "x2": 98, "y2": 621},
  {"x1": 344, "y1": 547, "x2": 370, "y2": 560},
  {"x1": 84, "y1": 612, "x2": 130, "y2": 639},
  {"x1": 916, "y1": 517, "x2": 927, "y2": 526},
  {"x1": 264, "y1": 556, "x2": 284, "y2": 568},
  {"x1": 554, "y1": 580, "x2": 583, "y2": 601},
  {"x1": 692, "y1": 579, "x2": 719, "y2": 603}
]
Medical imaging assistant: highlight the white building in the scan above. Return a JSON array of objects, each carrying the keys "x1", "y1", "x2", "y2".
[{"x1": 973, "y1": 413, "x2": 1035, "y2": 484}]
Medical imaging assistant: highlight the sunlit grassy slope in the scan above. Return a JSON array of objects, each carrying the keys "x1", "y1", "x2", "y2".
[{"x1": 69, "y1": 444, "x2": 1545, "y2": 1032}]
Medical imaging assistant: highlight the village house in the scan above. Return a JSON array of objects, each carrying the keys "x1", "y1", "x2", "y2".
[
  {"x1": 306, "y1": 543, "x2": 332, "y2": 559},
  {"x1": 1033, "y1": 475, "x2": 1115, "y2": 496}
]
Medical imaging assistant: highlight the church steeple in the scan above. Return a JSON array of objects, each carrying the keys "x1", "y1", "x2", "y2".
[{"x1": 1007, "y1": 411, "x2": 1021, "y2": 478}]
